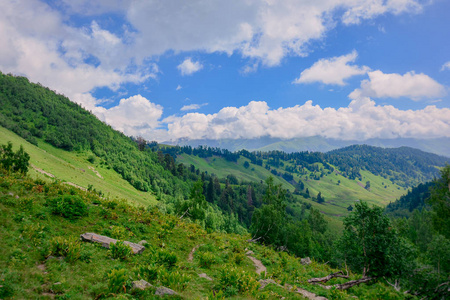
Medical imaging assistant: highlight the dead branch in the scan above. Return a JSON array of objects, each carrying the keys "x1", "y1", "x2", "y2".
[{"x1": 308, "y1": 271, "x2": 349, "y2": 284}]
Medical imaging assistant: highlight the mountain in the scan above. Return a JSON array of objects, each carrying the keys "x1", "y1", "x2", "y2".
[{"x1": 165, "y1": 136, "x2": 450, "y2": 157}]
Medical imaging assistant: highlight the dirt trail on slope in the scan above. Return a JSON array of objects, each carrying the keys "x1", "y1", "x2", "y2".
[
  {"x1": 246, "y1": 251, "x2": 267, "y2": 274},
  {"x1": 88, "y1": 166, "x2": 103, "y2": 179},
  {"x1": 188, "y1": 245, "x2": 200, "y2": 261},
  {"x1": 31, "y1": 164, "x2": 55, "y2": 178}
]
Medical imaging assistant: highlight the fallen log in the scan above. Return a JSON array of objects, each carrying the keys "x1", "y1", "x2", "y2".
[
  {"x1": 308, "y1": 271, "x2": 349, "y2": 284},
  {"x1": 310, "y1": 276, "x2": 373, "y2": 290},
  {"x1": 80, "y1": 232, "x2": 145, "y2": 254}
]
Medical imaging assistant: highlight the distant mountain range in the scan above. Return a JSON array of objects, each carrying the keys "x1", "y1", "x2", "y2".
[{"x1": 164, "y1": 136, "x2": 450, "y2": 157}]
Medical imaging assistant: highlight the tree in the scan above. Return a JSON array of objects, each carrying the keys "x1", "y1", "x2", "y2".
[
  {"x1": 178, "y1": 180, "x2": 207, "y2": 222},
  {"x1": 250, "y1": 177, "x2": 286, "y2": 245},
  {"x1": 428, "y1": 165, "x2": 450, "y2": 239},
  {"x1": 0, "y1": 142, "x2": 30, "y2": 174},
  {"x1": 337, "y1": 201, "x2": 410, "y2": 279},
  {"x1": 316, "y1": 191, "x2": 324, "y2": 203}
]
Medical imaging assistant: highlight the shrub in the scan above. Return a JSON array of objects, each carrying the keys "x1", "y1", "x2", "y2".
[
  {"x1": 49, "y1": 236, "x2": 81, "y2": 263},
  {"x1": 197, "y1": 251, "x2": 216, "y2": 268},
  {"x1": 155, "y1": 249, "x2": 178, "y2": 269},
  {"x1": 216, "y1": 267, "x2": 259, "y2": 297},
  {"x1": 108, "y1": 241, "x2": 132, "y2": 260},
  {"x1": 48, "y1": 195, "x2": 88, "y2": 220},
  {"x1": 107, "y1": 268, "x2": 131, "y2": 294},
  {"x1": 136, "y1": 263, "x2": 160, "y2": 282},
  {"x1": 158, "y1": 269, "x2": 190, "y2": 291}
]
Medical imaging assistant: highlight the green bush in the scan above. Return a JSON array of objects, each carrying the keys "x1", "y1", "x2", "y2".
[
  {"x1": 107, "y1": 268, "x2": 131, "y2": 294},
  {"x1": 49, "y1": 236, "x2": 81, "y2": 263},
  {"x1": 47, "y1": 195, "x2": 88, "y2": 220},
  {"x1": 158, "y1": 269, "x2": 190, "y2": 291},
  {"x1": 155, "y1": 249, "x2": 178, "y2": 269},
  {"x1": 197, "y1": 251, "x2": 216, "y2": 268},
  {"x1": 108, "y1": 241, "x2": 132, "y2": 260},
  {"x1": 136, "y1": 263, "x2": 160, "y2": 282},
  {"x1": 215, "y1": 266, "x2": 259, "y2": 297}
]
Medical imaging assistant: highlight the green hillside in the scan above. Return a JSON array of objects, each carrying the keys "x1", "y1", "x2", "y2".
[
  {"x1": 0, "y1": 126, "x2": 157, "y2": 206},
  {"x1": 1, "y1": 164, "x2": 415, "y2": 299}
]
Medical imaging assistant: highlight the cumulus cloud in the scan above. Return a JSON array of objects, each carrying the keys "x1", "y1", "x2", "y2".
[
  {"x1": 293, "y1": 51, "x2": 369, "y2": 85},
  {"x1": 441, "y1": 61, "x2": 450, "y2": 71},
  {"x1": 349, "y1": 70, "x2": 446, "y2": 100},
  {"x1": 97, "y1": 95, "x2": 163, "y2": 137},
  {"x1": 0, "y1": 0, "x2": 426, "y2": 108},
  {"x1": 180, "y1": 103, "x2": 208, "y2": 111},
  {"x1": 126, "y1": 0, "x2": 424, "y2": 66},
  {"x1": 0, "y1": 0, "x2": 152, "y2": 111},
  {"x1": 177, "y1": 58, "x2": 203, "y2": 76},
  {"x1": 156, "y1": 99, "x2": 450, "y2": 142}
]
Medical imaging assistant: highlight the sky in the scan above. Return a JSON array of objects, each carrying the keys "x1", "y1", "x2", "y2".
[{"x1": 1, "y1": 0, "x2": 449, "y2": 142}]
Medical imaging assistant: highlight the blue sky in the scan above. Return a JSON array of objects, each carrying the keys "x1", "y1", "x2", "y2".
[{"x1": 1, "y1": 0, "x2": 449, "y2": 142}]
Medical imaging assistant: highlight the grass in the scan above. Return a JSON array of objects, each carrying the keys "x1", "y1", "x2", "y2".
[
  {"x1": 177, "y1": 153, "x2": 409, "y2": 221},
  {"x1": 0, "y1": 170, "x2": 410, "y2": 299},
  {"x1": 0, "y1": 126, "x2": 156, "y2": 207}
]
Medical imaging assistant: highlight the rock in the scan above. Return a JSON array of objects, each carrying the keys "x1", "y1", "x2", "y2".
[
  {"x1": 132, "y1": 279, "x2": 152, "y2": 290},
  {"x1": 138, "y1": 240, "x2": 148, "y2": 246},
  {"x1": 259, "y1": 279, "x2": 279, "y2": 290},
  {"x1": 245, "y1": 250, "x2": 254, "y2": 255},
  {"x1": 301, "y1": 257, "x2": 311, "y2": 265},
  {"x1": 198, "y1": 273, "x2": 213, "y2": 281},
  {"x1": 155, "y1": 286, "x2": 177, "y2": 296},
  {"x1": 80, "y1": 232, "x2": 145, "y2": 254}
]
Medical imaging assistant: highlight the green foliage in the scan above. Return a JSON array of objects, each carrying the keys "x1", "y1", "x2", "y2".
[
  {"x1": 197, "y1": 251, "x2": 216, "y2": 268},
  {"x1": 177, "y1": 179, "x2": 207, "y2": 222},
  {"x1": 49, "y1": 236, "x2": 82, "y2": 263},
  {"x1": 428, "y1": 165, "x2": 450, "y2": 239},
  {"x1": 337, "y1": 201, "x2": 411, "y2": 278},
  {"x1": 215, "y1": 266, "x2": 259, "y2": 297},
  {"x1": 250, "y1": 177, "x2": 287, "y2": 245},
  {"x1": 47, "y1": 194, "x2": 88, "y2": 220},
  {"x1": 136, "y1": 263, "x2": 160, "y2": 282},
  {"x1": 107, "y1": 268, "x2": 131, "y2": 294},
  {"x1": 155, "y1": 249, "x2": 178, "y2": 269},
  {"x1": 108, "y1": 241, "x2": 132, "y2": 261},
  {"x1": 157, "y1": 269, "x2": 190, "y2": 291},
  {"x1": 0, "y1": 141, "x2": 30, "y2": 174}
]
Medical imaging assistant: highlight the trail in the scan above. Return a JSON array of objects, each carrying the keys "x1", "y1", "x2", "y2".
[
  {"x1": 246, "y1": 251, "x2": 266, "y2": 275},
  {"x1": 88, "y1": 166, "x2": 103, "y2": 179},
  {"x1": 188, "y1": 245, "x2": 200, "y2": 261},
  {"x1": 31, "y1": 164, "x2": 55, "y2": 178}
]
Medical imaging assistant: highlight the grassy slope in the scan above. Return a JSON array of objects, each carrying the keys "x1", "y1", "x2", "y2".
[
  {"x1": 177, "y1": 154, "x2": 407, "y2": 222},
  {"x1": 176, "y1": 154, "x2": 293, "y2": 190},
  {"x1": 0, "y1": 126, "x2": 156, "y2": 206},
  {"x1": 0, "y1": 171, "x2": 409, "y2": 299}
]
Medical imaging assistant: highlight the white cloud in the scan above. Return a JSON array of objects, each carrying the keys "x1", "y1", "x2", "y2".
[
  {"x1": 155, "y1": 99, "x2": 450, "y2": 142},
  {"x1": 0, "y1": 0, "x2": 426, "y2": 107},
  {"x1": 293, "y1": 51, "x2": 369, "y2": 85},
  {"x1": 180, "y1": 103, "x2": 208, "y2": 111},
  {"x1": 97, "y1": 95, "x2": 163, "y2": 137},
  {"x1": 126, "y1": 0, "x2": 424, "y2": 66},
  {"x1": 0, "y1": 0, "x2": 152, "y2": 111},
  {"x1": 350, "y1": 70, "x2": 446, "y2": 100},
  {"x1": 177, "y1": 58, "x2": 203, "y2": 76},
  {"x1": 441, "y1": 61, "x2": 450, "y2": 71},
  {"x1": 176, "y1": 85, "x2": 182, "y2": 91}
]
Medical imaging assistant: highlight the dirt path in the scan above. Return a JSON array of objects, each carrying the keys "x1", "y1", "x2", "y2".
[
  {"x1": 188, "y1": 245, "x2": 200, "y2": 261},
  {"x1": 246, "y1": 251, "x2": 266, "y2": 274},
  {"x1": 31, "y1": 164, "x2": 55, "y2": 178},
  {"x1": 63, "y1": 182, "x2": 87, "y2": 191},
  {"x1": 88, "y1": 166, "x2": 103, "y2": 179}
]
